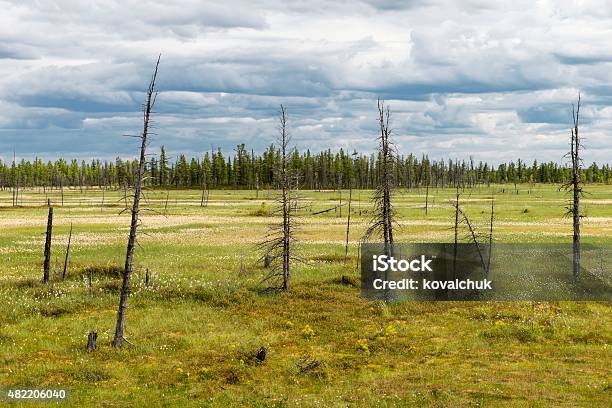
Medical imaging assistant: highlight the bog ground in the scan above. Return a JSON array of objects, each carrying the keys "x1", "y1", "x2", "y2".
[{"x1": 0, "y1": 186, "x2": 610, "y2": 407}]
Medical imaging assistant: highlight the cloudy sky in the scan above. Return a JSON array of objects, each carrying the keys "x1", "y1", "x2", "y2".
[{"x1": 1, "y1": 0, "x2": 611, "y2": 164}]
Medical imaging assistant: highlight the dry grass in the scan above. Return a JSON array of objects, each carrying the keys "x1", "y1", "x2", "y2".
[{"x1": 0, "y1": 185, "x2": 610, "y2": 406}]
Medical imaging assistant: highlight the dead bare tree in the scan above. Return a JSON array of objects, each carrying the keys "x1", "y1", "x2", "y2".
[
  {"x1": 344, "y1": 183, "x2": 353, "y2": 260},
  {"x1": 338, "y1": 174, "x2": 343, "y2": 218},
  {"x1": 60, "y1": 177, "x2": 64, "y2": 206},
  {"x1": 123, "y1": 182, "x2": 128, "y2": 210},
  {"x1": 561, "y1": 95, "x2": 584, "y2": 282},
  {"x1": 344, "y1": 152, "x2": 359, "y2": 260},
  {"x1": 362, "y1": 99, "x2": 396, "y2": 257},
  {"x1": 200, "y1": 167, "x2": 209, "y2": 208},
  {"x1": 449, "y1": 192, "x2": 494, "y2": 279},
  {"x1": 425, "y1": 181, "x2": 430, "y2": 215},
  {"x1": 486, "y1": 195, "x2": 495, "y2": 275},
  {"x1": 113, "y1": 55, "x2": 160, "y2": 348},
  {"x1": 259, "y1": 105, "x2": 299, "y2": 291},
  {"x1": 452, "y1": 203, "x2": 488, "y2": 275},
  {"x1": 452, "y1": 161, "x2": 460, "y2": 278},
  {"x1": 12, "y1": 150, "x2": 18, "y2": 207},
  {"x1": 62, "y1": 222, "x2": 73, "y2": 279},
  {"x1": 43, "y1": 199, "x2": 53, "y2": 283}
]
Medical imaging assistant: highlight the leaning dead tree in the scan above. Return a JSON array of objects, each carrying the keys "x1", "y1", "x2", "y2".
[
  {"x1": 450, "y1": 194, "x2": 495, "y2": 277},
  {"x1": 113, "y1": 56, "x2": 160, "y2": 348},
  {"x1": 561, "y1": 94, "x2": 584, "y2": 282},
  {"x1": 345, "y1": 152, "x2": 359, "y2": 259},
  {"x1": 362, "y1": 99, "x2": 396, "y2": 256},
  {"x1": 259, "y1": 105, "x2": 299, "y2": 291},
  {"x1": 452, "y1": 204, "x2": 486, "y2": 276},
  {"x1": 62, "y1": 222, "x2": 73, "y2": 279},
  {"x1": 345, "y1": 155, "x2": 357, "y2": 259}
]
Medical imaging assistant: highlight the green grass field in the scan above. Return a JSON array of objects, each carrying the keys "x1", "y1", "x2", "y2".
[{"x1": 0, "y1": 185, "x2": 610, "y2": 407}]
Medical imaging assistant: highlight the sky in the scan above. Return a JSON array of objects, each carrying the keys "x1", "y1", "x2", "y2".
[{"x1": 1, "y1": 0, "x2": 611, "y2": 164}]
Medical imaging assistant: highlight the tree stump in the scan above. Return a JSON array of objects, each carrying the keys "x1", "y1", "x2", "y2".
[
  {"x1": 256, "y1": 346, "x2": 266, "y2": 362},
  {"x1": 87, "y1": 331, "x2": 98, "y2": 352},
  {"x1": 264, "y1": 255, "x2": 272, "y2": 268}
]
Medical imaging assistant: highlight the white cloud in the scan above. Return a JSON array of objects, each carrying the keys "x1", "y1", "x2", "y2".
[{"x1": 0, "y1": 0, "x2": 611, "y2": 163}]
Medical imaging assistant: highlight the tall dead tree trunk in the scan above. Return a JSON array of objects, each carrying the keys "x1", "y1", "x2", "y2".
[
  {"x1": 43, "y1": 199, "x2": 53, "y2": 283},
  {"x1": 563, "y1": 95, "x2": 583, "y2": 282},
  {"x1": 123, "y1": 182, "x2": 128, "y2": 210},
  {"x1": 260, "y1": 105, "x2": 297, "y2": 291},
  {"x1": 200, "y1": 169, "x2": 208, "y2": 208},
  {"x1": 113, "y1": 56, "x2": 160, "y2": 348},
  {"x1": 363, "y1": 99, "x2": 395, "y2": 257},
  {"x1": 11, "y1": 152, "x2": 15, "y2": 207},
  {"x1": 487, "y1": 195, "x2": 495, "y2": 276},
  {"x1": 345, "y1": 175, "x2": 353, "y2": 259},
  {"x1": 60, "y1": 177, "x2": 64, "y2": 207},
  {"x1": 361, "y1": 100, "x2": 396, "y2": 302},
  {"x1": 425, "y1": 175, "x2": 429, "y2": 215},
  {"x1": 338, "y1": 174, "x2": 343, "y2": 218},
  {"x1": 571, "y1": 97, "x2": 581, "y2": 282},
  {"x1": 453, "y1": 162, "x2": 460, "y2": 279},
  {"x1": 14, "y1": 151, "x2": 20, "y2": 207},
  {"x1": 280, "y1": 106, "x2": 291, "y2": 291}
]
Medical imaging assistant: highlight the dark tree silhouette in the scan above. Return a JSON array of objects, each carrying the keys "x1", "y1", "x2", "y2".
[
  {"x1": 62, "y1": 222, "x2": 73, "y2": 279},
  {"x1": 113, "y1": 55, "x2": 160, "y2": 348},
  {"x1": 43, "y1": 199, "x2": 53, "y2": 283},
  {"x1": 362, "y1": 99, "x2": 396, "y2": 257},
  {"x1": 562, "y1": 94, "x2": 584, "y2": 282},
  {"x1": 259, "y1": 105, "x2": 299, "y2": 291}
]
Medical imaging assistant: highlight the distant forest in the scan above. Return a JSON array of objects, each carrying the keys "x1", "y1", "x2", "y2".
[{"x1": 1, "y1": 144, "x2": 610, "y2": 190}]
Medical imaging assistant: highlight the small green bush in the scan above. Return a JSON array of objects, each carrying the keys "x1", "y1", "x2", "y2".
[{"x1": 249, "y1": 202, "x2": 270, "y2": 216}]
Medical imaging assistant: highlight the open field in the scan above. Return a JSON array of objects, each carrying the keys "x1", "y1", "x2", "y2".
[{"x1": 0, "y1": 185, "x2": 611, "y2": 407}]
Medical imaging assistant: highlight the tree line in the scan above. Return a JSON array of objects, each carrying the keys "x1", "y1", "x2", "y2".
[{"x1": 1, "y1": 147, "x2": 610, "y2": 191}]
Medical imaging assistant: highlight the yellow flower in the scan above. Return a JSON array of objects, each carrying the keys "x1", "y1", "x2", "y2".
[
  {"x1": 356, "y1": 339, "x2": 370, "y2": 355},
  {"x1": 384, "y1": 324, "x2": 397, "y2": 337},
  {"x1": 301, "y1": 324, "x2": 315, "y2": 338}
]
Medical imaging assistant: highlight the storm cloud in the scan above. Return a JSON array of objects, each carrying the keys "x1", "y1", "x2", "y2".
[{"x1": 0, "y1": 0, "x2": 611, "y2": 163}]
